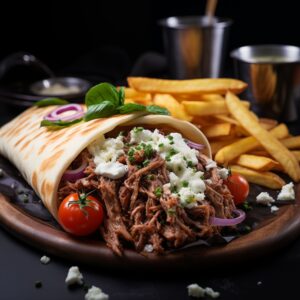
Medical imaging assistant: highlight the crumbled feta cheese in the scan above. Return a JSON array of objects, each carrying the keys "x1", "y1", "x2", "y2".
[
  {"x1": 144, "y1": 244, "x2": 154, "y2": 253},
  {"x1": 95, "y1": 162, "x2": 128, "y2": 179},
  {"x1": 271, "y1": 205, "x2": 279, "y2": 213},
  {"x1": 205, "y1": 287, "x2": 220, "y2": 299},
  {"x1": 277, "y1": 182, "x2": 295, "y2": 201},
  {"x1": 127, "y1": 128, "x2": 206, "y2": 208},
  {"x1": 257, "y1": 281, "x2": 262, "y2": 286},
  {"x1": 205, "y1": 159, "x2": 217, "y2": 170},
  {"x1": 187, "y1": 284, "x2": 220, "y2": 298},
  {"x1": 65, "y1": 266, "x2": 83, "y2": 286},
  {"x1": 85, "y1": 285, "x2": 109, "y2": 300},
  {"x1": 187, "y1": 284, "x2": 205, "y2": 298},
  {"x1": 217, "y1": 167, "x2": 229, "y2": 179},
  {"x1": 88, "y1": 136, "x2": 127, "y2": 179},
  {"x1": 256, "y1": 192, "x2": 275, "y2": 206},
  {"x1": 205, "y1": 179, "x2": 213, "y2": 185},
  {"x1": 40, "y1": 255, "x2": 50, "y2": 264}
]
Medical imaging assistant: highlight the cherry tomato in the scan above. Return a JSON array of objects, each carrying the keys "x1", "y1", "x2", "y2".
[
  {"x1": 58, "y1": 193, "x2": 104, "y2": 236},
  {"x1": 224, "y1": 173, "x2": 249, "y2": 205}
]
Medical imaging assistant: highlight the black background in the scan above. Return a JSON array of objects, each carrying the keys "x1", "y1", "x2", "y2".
[{"x1": 1, "y1": 0, "x2": 300, "y2": 73}]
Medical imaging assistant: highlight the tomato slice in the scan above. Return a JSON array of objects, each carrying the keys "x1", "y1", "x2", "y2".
[
  {"x1": 58, "y1": 192, "x2": 104, "y2": 236},
  {"x1": 224, "y1": 173, "x2": 249, "y2": 205}
]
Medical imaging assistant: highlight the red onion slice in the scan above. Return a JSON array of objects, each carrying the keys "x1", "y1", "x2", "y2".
[
  {"x1": 210, "y1": 209, "x2": 246, "y2": 226},
  {"x1": 62, "y1": 160, "x2": 88, "y2": 182},
  {"x1": 186, "y1": 139, "x2": 205, "y2": 150},
  {"x1": 44, "y1": 104, "x2": 84, "y2": 122}
]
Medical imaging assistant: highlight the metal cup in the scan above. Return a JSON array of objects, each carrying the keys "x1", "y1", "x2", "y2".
[
  {"x1": 159, "y1": 16, "x2": 232, "y2": 79},
  {"x1": 231, "y1": 45, "x2": 300, "y2": 122}
]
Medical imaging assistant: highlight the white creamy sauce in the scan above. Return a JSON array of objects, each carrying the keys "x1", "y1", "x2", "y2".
[{"x1": 38, "y1": 83, "x2": 81, "y2": 96}]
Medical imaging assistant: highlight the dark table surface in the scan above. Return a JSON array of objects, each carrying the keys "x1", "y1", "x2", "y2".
[{"x1": 1, "y1": 103, "x2": 300, "y2": 300}]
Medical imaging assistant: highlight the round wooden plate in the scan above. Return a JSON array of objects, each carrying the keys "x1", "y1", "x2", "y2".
[{"x1": 1, "y1": 184, "x2": 300, "y2": 270}]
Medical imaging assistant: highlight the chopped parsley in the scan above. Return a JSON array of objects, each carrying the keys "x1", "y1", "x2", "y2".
[
  {"x1": 187, "y1": 161, "x2": 194, "y2": 168},
  {"x1": 165, "y1": 148, "x2": 178, "y2": 162},
  {"x1": 167, "y1": 135, "x2": 174, "y2": 141},
  {"x1": 147, "y1": 174, "x2": 155, "y2": 180},
  {"x1": 133, "y1": 127, "x2": 144, "y2": 133},
  {"x1": 143, "y1": 159, "x2": 150, "y2": 167},
  {"x1": 182, "y1": 181, "x2": 188, "y2": 187},
  {"x1": 154, "y1": 186, "x2": 162, "y2": 198},
  {"x1": 167, "y1": 207, "x2": 176, "y2": 216},
  {"x1": 186, "y1": 196, "x2": 195, "y2": 204},
  {"x1": 143, "y1": 144, "x2": 153, "y2": 158},
  {"x1": 158, "y1": 143, "x2": 164, "y2": 148}
]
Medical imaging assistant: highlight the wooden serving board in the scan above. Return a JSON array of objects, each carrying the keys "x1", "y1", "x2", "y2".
[{"x1": 1, "y1": 184, "x2": 300, "y2": 270}]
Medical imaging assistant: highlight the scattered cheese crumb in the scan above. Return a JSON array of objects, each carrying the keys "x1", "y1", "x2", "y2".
[
  {"x1": 65, "y1": 266, "x2": 83, "y2": 286},
  {"x1": 205, "y1": 287, "x2": 220, "y2": 299},
  {"x1": 40, "y1": 255, "x2": 50, "y2": 265},
  {"x1": 187, "y1": 284, "x2": 220, "y2": 298},
  {"x1": 257, "y1": 281, "x2": 262, "y2": 286},
  {"x1": 217, "y1": 168, "x2": 229, "y2": 180},
  {"x1": 205, "y1": 159, "x2": 217, "y2": 171},
  {"x1": 277, "y1": 182, "x2": 295, "y2": 201},
  {"x1": 144, "y1": 244, "x2": 154, "y2": 253},
  {"x1": 187, "y1": 284, "x2": 205, "y2": 298},
  {"x1": 256, "y1": 192, "x2": 275, "y2": 206},
  {"x1": 85, "y1": 285, "x2": 109, "y2": 300},
  {"x1": 271, "y1": 205, "x2": 279, "y2": 213}
]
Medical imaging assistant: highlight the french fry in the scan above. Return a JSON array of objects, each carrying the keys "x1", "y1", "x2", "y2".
[
  {"x1": 235, "y1": 154, "x2": 281, "y2": 172},
  {"x1": 202, "y1": 123, "x2": 232, "y2": 139},
  {"x1": 259, "y1": 118, "x2": 278, "y2": 130},
  {"x1": 215, "y1": 123, "x2": 289, "y2": 164},
  {"x1": 153, "y1": 94, "x2": 192, "y2": 121},
  {"x1": 127, "y1": 77, "x2": 247, "y2": 95},
  {"x1": 280, "y1": 136, "x2": 300, "y2": 149},
  {"x1": 230, "y1": 165, "x2": 285, "y2": 189},
  {"x1": 292, "y1": 150, "x2": 300, "y2": 161},
  {"x1": 124, "y1": 87, "x2": 152, "y2": 104},
  {"x1": 213, "y1": 114, "x2": 240, "y2": 125},
  {"x1": 175, "y1": 94, "x2": 225, "y2": 102},
  {"x1": 226, "y1": 92, "x2": 300, "y2": 182},
  {"x1": 182, "y1": 100, "x2": 250, "y2": 116},
  {"x1": 210, "y1": 139, "x2": 240, "y2": 155}
]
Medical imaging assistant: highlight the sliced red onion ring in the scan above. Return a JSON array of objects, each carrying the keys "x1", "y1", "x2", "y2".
[
  {"x1": 62, "y1": 160, "x2": 88, "y2": 182},
  {"x1": 186, "y1": 139, "x2": 205, "y2": 150},
  {"x1": 44, "y1": 104, "x2": 84, "y2": 122},
  {"x1": 210, "y1": 209, "x2": 246, "y2": 226}
]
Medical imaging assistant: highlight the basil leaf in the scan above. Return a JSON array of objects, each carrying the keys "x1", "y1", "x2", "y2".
[
  {"x1": 146, "y1": 105, "x2": 170, "y2": 115},
  {"x1": 40, "y1": 118, "x2": 82, "y2": 129},
  {"x1": 118, "y1": 86, "x2": 125, "y2": 106},
  {"x1": 84, "y1": 101, "x2": 118, "y2": 121},
  {"x1": 85, "y1": 83, "x2": 119, "y2": 107},
  {"x1": 34, "y1": 98, "x2": 69, "y2": 107},
  {"x1": 118, "y1": 103, "x2": 146, "y2": 114}
]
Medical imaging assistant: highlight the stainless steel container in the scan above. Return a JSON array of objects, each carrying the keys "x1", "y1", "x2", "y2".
[
  {"x1": 231, "y1": 45, "x2": 300, "y2": 121},
  {"x1": 159, "y1": 16, "x2": 232, "y2": 79}
]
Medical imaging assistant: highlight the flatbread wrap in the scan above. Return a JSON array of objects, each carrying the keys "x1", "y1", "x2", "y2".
[{"x1": 0, "y1": 105, "x2": 240, "y2": 255}]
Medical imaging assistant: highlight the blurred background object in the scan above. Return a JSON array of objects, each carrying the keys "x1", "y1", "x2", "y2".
[
  {"x1": 231, "y1": 45, "x2": 300, "y2": 122},
  {"x1": 1, "y1": 0, "x2": 300, "y2": 121},
  {"x1": 159, "y1": 16, "x2": 232, "y2": 78}
]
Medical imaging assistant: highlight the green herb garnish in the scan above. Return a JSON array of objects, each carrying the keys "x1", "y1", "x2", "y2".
[
  {"x1": 154, "y1": 186, "x2": 162, "y2": 198},
  {"x1": 187, "y1": 161, "x2": 194, "y2": 168},
  {"x1": 147, "y1": 174, "x2": 155, "y2": 180},
  {"x1": 167, "y1": 207, "x2": 176, "y2": 216},
  {"x1": 40, "y1": 118, "x2": 83, "y2": 129},
  {"x1": 143, "y1": 159, "x2": 150, "y2": 167},
  {"x1": 35, "y1": 98, "x2": 69, "y2": 107},
  {"x1": 133, "y1": 127, "x2": 144, "y2": 133},
  {"x1": 182, "y1": 181, "x2": 188, "y2": 187},
  {"x1": 158, "y1": 143, "x2": 164, "y2": 148}
]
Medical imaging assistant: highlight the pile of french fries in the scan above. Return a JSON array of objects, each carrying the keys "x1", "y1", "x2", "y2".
[{"x1": 124, "y1": 77, "x2": 300, "y2": 189}]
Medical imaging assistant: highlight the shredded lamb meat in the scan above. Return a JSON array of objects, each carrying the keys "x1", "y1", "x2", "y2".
[{"x1": 58, "y1": 130, "x2": 236, "y2": 256}]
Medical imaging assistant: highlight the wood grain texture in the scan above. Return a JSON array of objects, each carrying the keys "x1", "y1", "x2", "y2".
[{"x1": 1, "y1": 184, "x2": 300, "y2": 270}]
